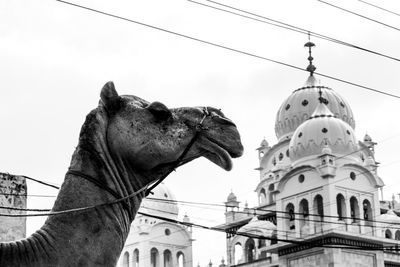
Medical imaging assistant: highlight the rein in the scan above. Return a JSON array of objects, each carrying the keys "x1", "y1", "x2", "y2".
[{"x1": 65, "y1": 107, "x2": 211, "y2": 219}]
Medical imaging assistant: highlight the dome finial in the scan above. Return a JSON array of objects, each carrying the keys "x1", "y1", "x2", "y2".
[{"x1": 304, "y1": 34, "x2": 316, "y2": 76}]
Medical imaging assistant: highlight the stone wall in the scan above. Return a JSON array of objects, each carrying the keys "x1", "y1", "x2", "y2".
[{"x1": 0, "y1": 172, "x2": 27, "y2": 242}]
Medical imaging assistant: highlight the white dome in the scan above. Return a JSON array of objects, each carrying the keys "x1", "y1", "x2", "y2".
[
  {"x1": 289, "y1": 102, "x2": 358, "y2": 163},
  {"x1": 139, "y1": 183, "x2": 179, "y2": 220},
  {"x1": 275, "y1": 76, "x2": 355, "y2": 142}
]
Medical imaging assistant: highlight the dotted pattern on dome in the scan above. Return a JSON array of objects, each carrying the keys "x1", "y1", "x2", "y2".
[
  {"x1": 275, "y1": 85, "x2": 355, "y2": 141},
  {"x1": 289, "y1": 105, "x2": 358, "y2": 163}
]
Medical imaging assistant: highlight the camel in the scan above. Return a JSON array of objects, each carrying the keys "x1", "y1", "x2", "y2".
[{"x1": 0, "y1": 82, "x2": 243, "y2": 267}]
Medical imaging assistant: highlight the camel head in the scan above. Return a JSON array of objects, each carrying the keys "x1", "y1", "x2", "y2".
[{"x1": 100, "y1": 81, "x2": 243, "y2": 186}]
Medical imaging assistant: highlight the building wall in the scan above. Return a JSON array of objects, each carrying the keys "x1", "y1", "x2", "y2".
[
  {"x1": 0, "y1": 172, "x2": 27, "y2": 242},
  {"x1": 279, "y1": 247, "x2": 384, "y2": 267}
]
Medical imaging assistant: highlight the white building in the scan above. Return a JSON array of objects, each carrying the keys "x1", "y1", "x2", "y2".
[
  {"x1": 0, "y1": 172, "x2": 27, "y2": 242},
  {"x1": 119, "y1": 183, "x2": 193, "y2": 267},
  {"x1": 218, "y1": 42, "x2": 400, "y2": 267}
]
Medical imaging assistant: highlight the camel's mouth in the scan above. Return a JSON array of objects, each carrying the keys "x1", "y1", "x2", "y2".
[{"x1": 198, "y1": 136, "x2": 242, "y2": 171}]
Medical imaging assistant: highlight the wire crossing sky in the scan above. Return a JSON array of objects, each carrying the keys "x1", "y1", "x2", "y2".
[
  {"x1": 55, "y1": 0, "x2": 400, "y2": 99},
  {"x1": 190, "y1": 0, "x2": 400, "y2": 63},
  {"x1": 2, "y1": 0, "x2": 400, "y2": 265}
]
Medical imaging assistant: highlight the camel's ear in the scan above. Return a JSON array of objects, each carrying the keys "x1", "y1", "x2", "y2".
[
  {"x1": 100, "y1": 81, "x2": 120, "y2": 111},
  {"x1": 147, "y1": 101, "x2": 172, "y2": 121}
]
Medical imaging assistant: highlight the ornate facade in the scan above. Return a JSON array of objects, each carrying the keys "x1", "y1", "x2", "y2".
[
  {"x1": 219, "y1": 43, "x2": 400, "y2": 267},
  {"x1": 119, "y1": 183, "x2": 193, "y2": 267}
]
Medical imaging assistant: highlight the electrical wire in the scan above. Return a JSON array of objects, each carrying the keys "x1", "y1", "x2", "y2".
[
  {"x1": 189, "y1": 0, "x2": 400, "y2": 63},
  {"x1": 53, "y1": 0, "x2": 400, "y2": 100},
  {"x1": 317, "y1": 0, "x2": 400, "y2": 32},
  {"x1": 358, "y1": 0, "x2": 400, "y2": 18}
]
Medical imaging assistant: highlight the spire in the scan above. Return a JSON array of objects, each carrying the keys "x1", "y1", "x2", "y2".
[{"x1": 304, "y1": 34, "x2": 316, "y2": 76}]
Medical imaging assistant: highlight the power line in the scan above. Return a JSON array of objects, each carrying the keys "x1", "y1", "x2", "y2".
[
  {"x1": 0, "y1": 192, "x2": 56, "y2": 198},
  {"x1": 140, "y1": 211, "x2": 400, "y2": 251},
  {"x1": 358, "y1": 0, "x2": 400, "y2": 18},
  {"x1": 6, "y1": 174, "x2": 60, "y2": 189},
  {"x1": 53, "y1": 0, "x2": 400, "y2": 100},
  {"x1": 317, "y1": 0, "x2": 400, "y2": 32},
  {"x1": 189, "y1": 0, "x2": 400, "y2": 63}
]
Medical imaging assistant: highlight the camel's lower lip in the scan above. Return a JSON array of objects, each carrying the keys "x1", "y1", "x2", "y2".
[{"x1": 199, "y1": 137, "x2": 233, "y2": 171}]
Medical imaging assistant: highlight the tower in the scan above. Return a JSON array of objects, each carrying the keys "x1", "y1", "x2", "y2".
[{"x1": 218, "y1": 42, "x2": 400, "y2": 267}]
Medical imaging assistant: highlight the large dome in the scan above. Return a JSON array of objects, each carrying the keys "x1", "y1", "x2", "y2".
[
  {"x1": 139, "y1": 183, "x2": 179, "y2": 220},
  {"x1": 275, "y1": 76, "x2": 355, "y2": 142},
  {"x1": 289, "y1": 102, "x2": 358, "y2": 164}
]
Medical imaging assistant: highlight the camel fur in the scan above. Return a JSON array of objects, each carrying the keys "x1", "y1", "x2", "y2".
[{"x1": 0, "y1": 82, "x2": 243, "y2": 267}]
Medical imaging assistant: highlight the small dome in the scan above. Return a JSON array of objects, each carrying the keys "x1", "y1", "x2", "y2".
[
  {"x1": 260, "y1": 139, "x2": 269, "y2": 147},
  {"x1": 378, "y1": 210, "x2": 400, "y2": 223},
  {"x1": 237, "y1": 216, "x2": 276, "y2": 237},
  {"x1": 227, "y1": 191, "x2": 237, "y2": 202},
  {"x1": 275, "y1": 78, "x2": 355, "y2": 142},
  {"x1": 183, "y1": 213, "x2": 191, "y2": 223},
  {"x1": 139, "y1": 183, "x2": 179, "y2": 220},
  {"x1": 289, "y1": 102, "x2": 358, "y2": 163},
  {"x1": 364, "y1": 133, "x2": 372, "y2": 142}
]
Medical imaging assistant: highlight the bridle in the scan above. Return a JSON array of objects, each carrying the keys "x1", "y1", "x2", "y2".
[{"x1": 66, "y1": 106, "x2": 231, "y2": 220}]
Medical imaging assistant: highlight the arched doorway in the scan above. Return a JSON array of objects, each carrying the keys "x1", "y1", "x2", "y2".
[{"x1": 244, "y1": 238, "x2": 256, "y2": 263}]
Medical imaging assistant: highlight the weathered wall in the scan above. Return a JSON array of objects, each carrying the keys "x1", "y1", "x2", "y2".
[{"x1": 0, "y1": 172, "x2": 27, "y2": 242}]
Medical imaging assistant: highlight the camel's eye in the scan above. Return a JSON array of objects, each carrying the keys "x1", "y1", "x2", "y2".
[{"x1": 147, "y1": 101, "x2": 172, "y2": 121}]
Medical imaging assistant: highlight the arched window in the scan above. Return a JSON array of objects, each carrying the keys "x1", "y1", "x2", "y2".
[
  {"x1": 314, "y1": 195, "x2": 324, "y2": 220},
  {"x1": 163, "y1": 250, "x2": 172, "y2": 267},
  {"x1": 133, "y1": 249, "x2": 139, "y2": 267},
  {"x1": 234, "y1": 243, "x2": 243, "y2": 265},
  {"x1": 350, "y1": 196, "x2": 360, "y2": 223},
  {"x1": 151, "y1": 248, "x2": 159, "y2": 267},
  {"x1": 122, "y1": 251, "x2": 129, "y2": 267},
  {"x1": 385, "y1": 229, "x2": 393, "y2": 239},
  {"x1": 299, "y1": 199, "x2": 309, "y2": 235},
  {"x1": 363, "y1": 199, "x2": 372, "y2": 226},
  {"x1": 313, "y1": 195, "x2": 324, "y2": 233},
  {"x1": 286, "y1": 203, "x2": 295, "y2": 231},
  {"x1": 336, "y1": 194, "x2": 346, "y2": 220},
  {"x1": 395, "y1": 230, "x2": 400, "y2": 240},
  {"x1": 177, "y1": 251, "x2": 185, "y2": 267},
  {"x1": 245, "y1": 238, "x2": 256, "y2": 263},
  {"x1": 259, "y1": 188, "x2": 266, "y2": 205},
  {"x1": 268, "y1": 184, "x2": 275, "y2": 204}
]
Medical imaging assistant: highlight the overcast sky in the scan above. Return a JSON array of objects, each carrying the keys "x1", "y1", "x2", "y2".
[{"x1": 1, "y1": 0, "x2": 400, "y2": 265}]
